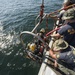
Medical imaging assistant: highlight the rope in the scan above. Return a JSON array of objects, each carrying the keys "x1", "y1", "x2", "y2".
[
  {"x1": 48, "y1": 4, "x2": 75, "y2": 16},
  {"x1": 46, "y1": 28, "x2": 60, "y2": 36},
  {"x1": 40, "y1": 0, "x2": 44, "y2": 19}
]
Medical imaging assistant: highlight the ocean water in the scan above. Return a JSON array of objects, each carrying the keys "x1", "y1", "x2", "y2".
[{"x1": 0, "y1": 0, "x2": 63, "y2": 75}]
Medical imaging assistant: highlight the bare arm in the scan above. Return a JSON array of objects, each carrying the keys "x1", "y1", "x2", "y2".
[
  {"x1": 49, "y1": 50, "x2": 58, "y2": 67},
  {"x1": 51, "y1": 33, "x2": 61, "y2": 37},
  {"x1": 49, "y1": 50, "x2": 57, "y2": 59}
]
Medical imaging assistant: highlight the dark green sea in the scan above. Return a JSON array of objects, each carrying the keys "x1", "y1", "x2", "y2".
[{"x1": 0, "y1": 0, "x2": 63, "y2": 75}]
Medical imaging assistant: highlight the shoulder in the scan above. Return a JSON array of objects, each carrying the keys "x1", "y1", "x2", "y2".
[
  {"x1": 56, "y1": 52, "x2": 68, "y2": 59},
  {"x1": 58, "y1": 25, "x2": 72, "y2": 31},
  {"x1": 57, "y1": 25, "x2": 68, "y2": 34},
  {"x1": 61, "y1": 24, "x2": 72, "y2": 29}
]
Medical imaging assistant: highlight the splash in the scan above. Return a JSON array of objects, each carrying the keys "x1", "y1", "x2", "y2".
[{"x1": 0, "y1": 28, "x2": 20, "y2": 49}]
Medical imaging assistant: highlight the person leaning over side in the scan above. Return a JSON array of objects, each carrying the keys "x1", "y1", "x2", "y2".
[
  {"x1": 48, "y1": 0, "x2": 75, "y2": 24},
  {"x1": 63, "y1": 0, "x2": 75, "y2": 7},
  {"x1": 51, "y1": 8, "x2": 75, "y2": 47},
  {"x1": 58, "y1": 0, "x2": 75, "y2": 24},
  {"x1": 49, "y1": 39, "x2": 75, "y2": 71}
]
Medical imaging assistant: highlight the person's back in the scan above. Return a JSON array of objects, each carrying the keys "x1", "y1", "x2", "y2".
[
  {"x1": 51, "y1": 8, "x2": 75, "y2": 47},
  {"x1": 49, "y1": 39, "x2": 75, "y2": 71},
  {"x1": 58, "y1": 22, "x2": 75, "y2": 47},
  {"x1": 57, "y1": 46, "x2": 75, "y2": 71},
  {"x1": 61, "y1": 8, "x2": 75, "y2": 47}
]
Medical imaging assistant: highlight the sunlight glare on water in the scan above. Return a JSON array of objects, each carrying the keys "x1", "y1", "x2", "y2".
[{"x1": 0, "y1": 0, "x2": 63, "y2": 75}]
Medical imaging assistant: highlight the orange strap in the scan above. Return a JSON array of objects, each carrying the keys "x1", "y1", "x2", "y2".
[{"x1": 46, "y1": 28, "x2": 60, "y2": 36}]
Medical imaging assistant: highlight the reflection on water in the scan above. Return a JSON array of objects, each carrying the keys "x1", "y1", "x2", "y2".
[{"x1": 0, "y1": 0, "x2": 62, "y2": 75}]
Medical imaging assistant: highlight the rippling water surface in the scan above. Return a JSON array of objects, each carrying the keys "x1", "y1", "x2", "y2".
[{"x1": 0, "y1": 0, "x2": 63, "y2": 75}]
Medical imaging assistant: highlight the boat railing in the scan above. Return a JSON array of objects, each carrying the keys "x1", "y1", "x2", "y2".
[
  {"x1": 38, "y1": 21, "x2": 58, "y2": 75},
  {"x1": 32, "y1": 13, "x2": 47, "y2": 33}
]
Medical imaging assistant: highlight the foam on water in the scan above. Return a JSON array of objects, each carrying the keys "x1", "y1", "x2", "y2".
[
  {"x1": 0, "y1": 0, "x2": 63, "y2": 75},
  {"x1": 0, "y1": 26, "x2": 20, "y2": 49}
]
